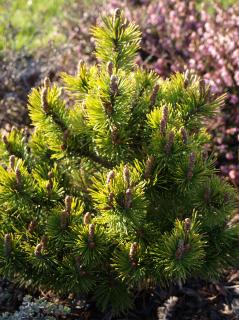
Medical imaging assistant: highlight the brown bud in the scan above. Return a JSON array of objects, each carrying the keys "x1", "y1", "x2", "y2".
[
  {"x1": 34, "y1": 243, "x2": 43, "y2": 257},
  {"x1": 41, "y1": 87, "x2": 49, "y2": 113},
  {"x1": 2, "y1": 135, "x2": 10, "y2": 152},
  {"x1": 187, "y1": 152, "x2": 196, "y2": 179},
  {"x1": 46, "y1": 183, "x2": 53, "y2": 198},
  {"x1": 104, "y1": 101, "x2": 113, "y2": 115},
  {"x1": 60, "y1": 210, "x2": 69, "y2": 229},
  {"x1": 175, "y1": 239, "x2": 185, "y2": 260},
  {"x1": 150, "y1": 84, "x2": 159, "y2": 106},
  {"x1": 65, "y1": 195, "x2": 72, "y2": 214},
  {"x1": 129, "y1": 242, "x2": 138, "y2": 259},
  {"x1": 184, "y1": 218, "x2": 191, "y2": 232},
  {"x1": 61, "y1": 129, "x2": 69, "y2": 151},
  {"x1": 4, "y1": 234, "x2": 12, "y2": 257},
  {"x1": 9, "y1": 155, "x2": 15, "y2": 170},
  {"x1": 15, "y1": 168, "x2": 21, "y2": 186},
  {"x1": 180, "y1": 127, "x2": 188, "y2": 144},
  {"x1": 165, "y1": 131, "x2": 175, "y2": 155},
  {"x1": 129, "y1": 242, "x2": 138, "y2": 267},
  {"x1": 144, "y1": 155, "x2": 155, "y2": 179},
  {"x1": 107, "y1": 61, "x2": 113, "y2": 76},
  {"x1": 162, "y1": 106, "x2": 169, "y2": 123},
  {"x1": 83, "y1": 212, "x2": 91, "y2": 225},
  {"x1": 48, "y1": 171, "x2": 53, "y2": 179},
  {"x1": 77, "y1": 60, "x2": 85, "y2": 74},
  {"x1": 106, "y1": 170, "x2": 115, "y2": 185},
  {"x1": 88, "y1": 224, "x2": 95, "y2": 248},
  {"x1": 40, "y1": 235, "x2": 48, "y2": 250},
  {"x1": 110, "y1": 75, "x2": 118, "y2": 96},
  {"x1": 47, "y1": 171, "x2": 53, "y2": 195},
  {"x1": 160, "y1": 118, "x2": 166, "y2": 136},
  {"x1": 114, "y1": 8, "x2": 121, "y2": 20},
  {"x1": 111, "y1": 125, "x2": 120, "y2": 144},
  {"x1": 125, "y1": 188, "x2": 133, "y2": 209},
  {"x1": 108, "y1": 192, "x2": 114, "y2": 207},
  {"x1": 199, "y1": 79, "x2": 206, "y2": 97},
  {"x1": 43, "y1": 77, "x2": 50, "y2": 88},
  {"x1": 28, "y1": 220, "x2": 37, "y2": 233},
  {"x1": 88, "y1": 224, "x2": 95, "y2": 241},
  {"x1": 123, "y1": 165, "x2": 130, "y2": 187}
]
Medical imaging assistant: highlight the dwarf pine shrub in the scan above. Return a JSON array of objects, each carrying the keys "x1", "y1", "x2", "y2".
[{"x1": 0, "y1": 9, "x2": 238, "y2": 316}]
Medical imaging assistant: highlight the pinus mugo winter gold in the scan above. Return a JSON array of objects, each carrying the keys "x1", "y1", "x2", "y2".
[{"x1": 0, "y1": 9, "x2": 238, "y2": 316}]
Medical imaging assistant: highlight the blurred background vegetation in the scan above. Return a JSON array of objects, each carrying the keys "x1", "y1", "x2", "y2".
[{"x1": 0, "y1": 0, "x2": 236, "y2": 53}]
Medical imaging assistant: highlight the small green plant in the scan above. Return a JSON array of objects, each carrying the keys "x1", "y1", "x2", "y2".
[
  {"x1": 0, "y1": 9, "x2": 238, "y2": 316},
  {"x1": 0, "y1": 295, "x2": 70, "y2": 319}
]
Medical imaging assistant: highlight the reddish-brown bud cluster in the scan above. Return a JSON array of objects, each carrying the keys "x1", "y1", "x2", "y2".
[
  {"x1": 160, "y1": 106, "x2": 168, "y2": 136},
  {"x1": 123, "y1": 165, "x2": 130, "y2": 188},
  {"x1": 187, "y1": 152, "x2": 196, "y2": 179},
  {"x1": 114, "y1": 8, "x2": 121, "y2": 20},
  {"x1": 41, "y1": 235, "x2": 48, "y2": 250},
  {"x1": 110, "y1": 75, "x2": 118, "y2": 96},
  {"x1": 83, "y1": 212, "x2": 91, "y2": 225},
  {"x1": 61, "y1": 129, "x2": 69, "y2": 151},
  {"x1": 106, "y1": 170, "x2": 115, "y2": 185},
  {"x1": 77, "y1": 60, "x2": 85, "y2": 75},
  {"x1": 175, "y1": 239, "x2": 191, "y2": 260},
  {"x1": 65, "y1": 195, "x2": 72, "y2": 214},
  {"x1": 150, "y1": 84, "x2": 159, "y2": 106},
  {"x1": 160, "y1": 118, "x2": 166, "y2": 136},
  {"x1": 43, "y1": 77, "x2": 50, "y2": 88},
  {"x1": 107, "y1": 61, "x2": 113, "y2": 76},
  {"x1": 163, "y1": 106, "x2": 169, "y2": 122},
  {"x1": 180, "y1": 127, "x2": 188, "y2": 144},
  {"x1": 129, "y1": 242, "x2": 138, "y2": 267},
  {"x1": 111, "y1": 125, "x2": 120, "y2": 144},
  {"x1": 46, "y1": 171, "x2": 53, "y2": 196},
  {"x1": 108, "y1": 192, "x2": 114, "y2": 207},
  {"x1": 4, "y1": 234, "x2": 12, "y2": 257},
  {"x1": 199, "y1": 79, "x2": 206, "y2": 98},
  {"x1": 9, "y1": 155, "x2": 15, "y2": 171},
  {"x1": 28, "y1": 220, "x2": 37, "y2": 234},
  {"x1": 34, "y1": 243, "x2": 43, "y2": 257},
  {"x1": 165, "y1": 131, "x2": 175, "y2": 155},
  {"x1": 60, "y1": 210, "x2": 69, "y2": 229},
  {"x1": 41, "y1": 77, "x2": 51, "y2": 113},
  {"x1": 184, "y1": 218, "x2": 191, "y2": 233},
  {"x1": 60, "y1": 195, "x2": 72, "y2": 229},
  {"x1": 125, "y1": 188, "x2": 133, "y2": 209},
  {"x1": 15, "y1": 168, "x2": 21, "y2": 186},
  {"x1": 2, "y1": 135, "x2": 10, "y2": 153},
  {"x1": 88, "y1": 224, "x2": 95, "y2": 248},
  {"x1": 144, "y1": 155, "x2": 155, "y2": 179},
  {"x1": 41, "y1": 88, "x2": 49, "y2": 114}
]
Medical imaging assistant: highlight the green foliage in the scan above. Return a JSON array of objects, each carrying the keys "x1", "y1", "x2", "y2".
[
  {"x1": 0, "y1": 0, "x2": 67, "y2": 52},
  {"x1": 0, "y1": 9, "x2": 238, "y2": 316}
]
